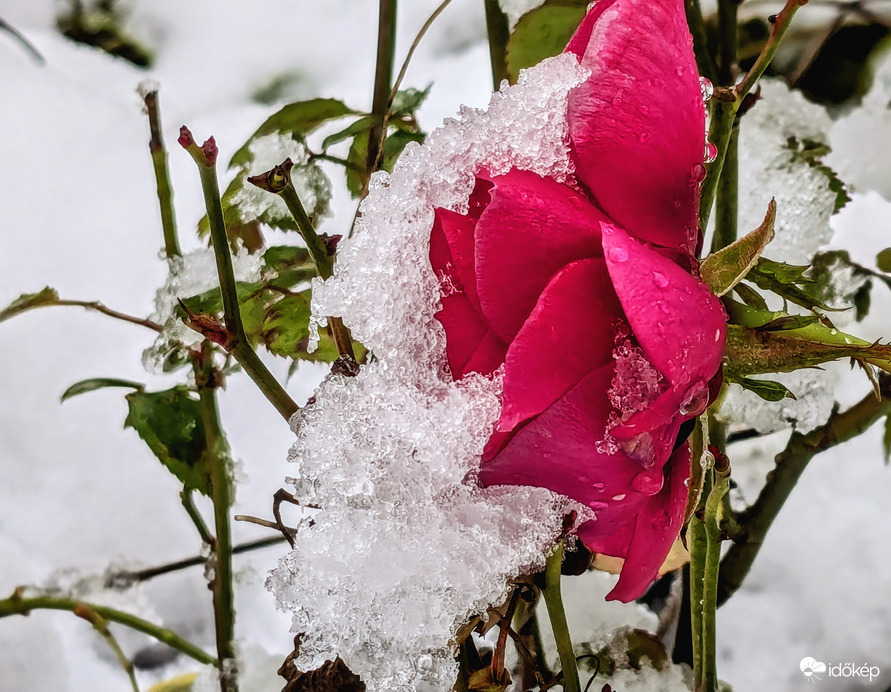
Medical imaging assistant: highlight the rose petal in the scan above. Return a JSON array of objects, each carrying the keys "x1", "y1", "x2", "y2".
[
  {"x1": 435, "y1": 294, "x2": 507, "y2": 378},
  {"x1": 475, "y1": 169, "x2": 607, "y2": 342},
  {"x1": 498, "y1": 258, "x2": 623, "y2": 431},
  {"x1": 480, "y1": 365, "x2": 647, "y2": 502},
  {"x1": 565, "y1": 0, "x2": 705, "y2": 252},
  {"x1": 578, "y1": 444, "x2": 691, "y2": 602},
  {"x1": 602, "y1": 223, "x2": 725, "y2": 388}
]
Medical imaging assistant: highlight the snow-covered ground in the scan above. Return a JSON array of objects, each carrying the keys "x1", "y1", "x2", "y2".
[{"x1": 1, "y1": 1, "x2": 890, "y2": 690}]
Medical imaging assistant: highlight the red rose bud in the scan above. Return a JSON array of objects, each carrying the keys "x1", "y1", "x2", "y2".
[
  {"x1": 177, "y1": 125, "x2": 194, "y2": 150},
  {"x1": 430, "y1": 0, "x2": 727, "y2": 603},
  {"x1": 201, "y1": 137, "x2": 218, "y2": 166}
]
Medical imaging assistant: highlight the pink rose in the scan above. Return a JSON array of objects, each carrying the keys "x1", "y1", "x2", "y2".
[{"x1": 429, "y1": 0, "x2": 726, "y2": 601}]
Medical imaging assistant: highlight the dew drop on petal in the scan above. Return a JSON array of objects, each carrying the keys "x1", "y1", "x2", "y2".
[
  {"x1": 652, "y1": 271, "x2": 669, "y2": 288},
  {"x1": 592, "y1": 482, "x2": 606, "y2": 492},
  {"x1": 609, "y1": 246, "x2": 629, "y2": 263},
  {"x1": 619, "y1": 431, "x2": 656, "y2": 467},
  {"x1": 611, "y1": 493, "x2": 627, "y2": 502},
  {"x1": 700, "y1": 76, "x2": 714, "y2": 103},
  {"x1": 630, "y1": 468, "x2": 664, "y2": 494},
  {"x1": 691, "y1": 163, "x2": 707, "y2": 184},
  {"x1": 679, "y1": 380, "x2": 710, "y2": 417},
  {"x1": 704, "y1": 141, "x2": 718, "y2": 164}
]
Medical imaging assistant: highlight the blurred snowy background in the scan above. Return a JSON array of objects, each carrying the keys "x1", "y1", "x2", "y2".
[{"x1": 1, "y1": 0, "x2": 890, "y2": 690}]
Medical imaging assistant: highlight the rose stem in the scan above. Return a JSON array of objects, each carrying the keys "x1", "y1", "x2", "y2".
[
  {"x1": 483, "y1": 0, "x2": 510, "y2": 88},
  {"x1": 541, "y1": 541, "x2": 581, "y2": 692},
  {"x1": 141, "y1": 87, "x2": 180, "y2": 259},
  {"x1": 701, "y1": 454, "x2": 731, "y2": 692},
  {"x1": 180, "y1": 130, "x2": 300, "y2": 421},
  {"x1": 366, "y1": 0, "x2": 397, "y2": 185},
  {"x1": 0, "y1": 591, "x2": 217, "y2": 667},
  {"x1": 717, "y1": 375, "x2": 891, "y2": 606},
  {"x1": 700, "y1": 0, "x2": 808, "y2": 229},
  {"x1": 74, "y1": 604, "x2": 141, "y2": 692},
  {"x1": 688, "y1": 419, "x2": 710, "y2": 690},
  {"x1": 247, "y1": 161, "x2": 356, "y2": 364},
  {"x1": 685, "y1": 0, "x2": 718, "y2": 84}
]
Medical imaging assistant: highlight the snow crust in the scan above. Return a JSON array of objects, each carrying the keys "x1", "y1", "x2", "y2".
[{"x1": 267, "y1": 55, "x2": 588, "y2": 691}]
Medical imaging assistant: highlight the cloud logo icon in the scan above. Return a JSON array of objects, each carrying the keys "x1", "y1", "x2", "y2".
[{"x1": 801, "y1": 657, "x2": 827, "y2": 682}]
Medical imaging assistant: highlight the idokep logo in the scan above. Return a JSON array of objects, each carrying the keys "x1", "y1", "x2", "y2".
[{"x1": 800, "y1": 657, "x2": 881, "y2": 683}]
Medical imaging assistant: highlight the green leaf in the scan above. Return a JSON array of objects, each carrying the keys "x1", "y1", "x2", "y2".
[
  {"x1": 321, "y1": 115, "x2": 378, "y2": 150},
  {"x1": 733, "y1": 283, "x2": 769, "y2": 311},
  {"x1": 732, "y1": 376, "x2": 797, "y2": 402},
  {"x1": 506, "y1": 2, "x2": 587, "y2": 82},
  {"x1": 260, "y1": 294, "x2": 311, "y2": 358},
  {"x1": 806, "y1": 250, "x2": 891, "y2": 321},
  {"x1": 229, "y1": 98, "x2": 355, "y2": 168},
  {"x1": 124, "y1": 387, "x2": 211, "y2": 496},
  {"x1": 754, "y1": 315, "x2": 820, "y2": 332},
  {"x1": 146, "y1": 672, "x2": 198, "y2": 692},
  {"x1": 784, "y1": 136, "x2": 851, "y2": 213},
  {"x1": 0, "y1": 287, "x2": 59, "y2": 323},
  {"x1": 61, "y1": 378, "x2": 144, "y2": 402},
  {"x1": 877, "y1": 248, "x2": 891, "y2": 273},
  {"x1": 262, "y1": 245, "x2": 313, "y2": 273},
  {"x1": 345, "y1": 129, "x2": 370, "y2": 198},
  {"x1": 748, "y1": 258, "x2": 833, "y2": 312},
  {"x1": 701, "y1": 200, "x2": 776, "y2": 296},
  {"x1": 390, "y1": 85, "x2": 432, "y2": 117}
]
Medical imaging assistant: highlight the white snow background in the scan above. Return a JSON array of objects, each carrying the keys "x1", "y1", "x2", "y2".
[{"x1": 1, "y1": 0, "x2": 890, "y2": 690}]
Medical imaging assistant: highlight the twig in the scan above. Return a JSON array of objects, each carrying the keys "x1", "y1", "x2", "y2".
[
  {"x1": 52, "y1": 300, "x2": 163, "y2": 332},
  {"x1": 248, "y1": 161, "x2": 358, "y2": 367},
  {"x1": 483, "y1": 0, "x2": 510, "y2": 88},
  {"x1": 74, "y1": 603, "x2": 141, "y2": 692},
  {"x1": 180, "y1": 487, "x2": 215, "y2": 549},
  {"x1": 180, "y1": 127, "x2": 300, "y2": 422},
  {"x1": 108, "y1": 536, "x2": 287, "y2": 586},
  {"x1": 491, "y1": 587, "x2": 521, "y2": 682},
  {"x1": 0, "y1": 590, "x2": 216, "y2": 667},
  {"x1": 685, "y1": 0, "x2": 719, "y2": 84},
  {"x1": 366, "y1": 0, "x2": 398, "y2": 181},
  {"x1": 700, "y1": 0, "x2": 808, "y2": 228},
  {"x1": 513, "y1": 588, "x2": 551, "y2": 689},
  {"x1": 0, "y1": 17, "x2": 45, "y2": 64},
  {"x1": 140, "y1": 86, "x2": 180, "y2": 260},
  {"x1": 541, "y1": 542, "x2": 580, "y2": 692},
  {"x1": 717, "y1": 375, "x2": 891, "y2": 606},
  {"x1": 195, "y1": 352, "x2": 239, "y2": 692}
]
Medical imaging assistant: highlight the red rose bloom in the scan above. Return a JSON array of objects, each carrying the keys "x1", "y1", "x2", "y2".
[{"x1": 430, "y1": 0, "x2": 726, "y2": 601}]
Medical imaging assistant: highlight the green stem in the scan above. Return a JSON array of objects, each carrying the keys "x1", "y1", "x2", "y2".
[
  {"x1": 367, "y1": 0, "x2": 398, "y2": 178},
  {"x1": 483, "y1": 0, "x2": 511, "y2": 88},
  {"x1": 688, "y1": 422, "x2": 710, "y2": 691},
  {"x1": 141, "y1": 88, "x2": 180, "y2": 260},
  {"x1": 711, "y1": 117, "x2": 739, "y2": 253},
  {"x1": 717, "y1": 376, "x2": 891, "y2": 606},
  {"x1": 541, "y1": 542, "x2": 580, "y2": 692},
  {"x1": 685, "y1": 0, "x2": 718, "y2": 84},
  {"x1": 75, "y1": 604, "x2": 141, "y2": 692},
  {"x1": 716, "y1": 0, "x2": 740, "y2": 84},
  {"x1": 700, "y1": 460, "x2": 730, "y2": 692},
  {"x1": 184, "y1": 139, "x2": 299, "y2": 421},
  {"x1": 700, "y1": 0, "x2": 806, "y2": 229},
  {"x1": 180, "y1": 487, "x2": 215, "y2": 548},
  {"x1": 0, "y1": 592, "x2": 216, "y2": 667},
  {"x1": 196, "y1": 354, "x2": 238, "y2": 692}
]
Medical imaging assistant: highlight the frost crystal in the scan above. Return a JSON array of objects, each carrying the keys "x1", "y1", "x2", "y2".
[
  {"x1": 268, "y1": 55, "x2": 588, "y2": 691},
  {"x1": 142, "y1": 247, "x2": 261, "y2": 371},
  {"x1": 230, "y1": 132, "x2": 331, "y2": 226},
  {"x1": 738, "y1": 80, "x2": 836, "y2": 265},
  {"x1": 608, "y1": 332, "x2": 664, "y2": 420}
]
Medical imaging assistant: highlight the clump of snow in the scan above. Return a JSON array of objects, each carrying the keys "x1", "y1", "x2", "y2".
[
  {"x1": 609, "y1": 332, "x2": 665, "y2": 419},
  {"x1": 828, "y1": 50, "x2": 891, "y2": 201},
  {"x1": 268, "y1": 54, "x2": 589, "y2": 691},
  {"x1": 738, "y1": 79, "x2": 836, "y2": 265},
  {"x1": 601, "y1": 661, "x2": 693, "y2": 691},
  {"x1": 229, "y1": 132, "x2": 331, "y2": 225},
  {"x1": 142, "y1": 247, "x2": 261, "y2": 371}
]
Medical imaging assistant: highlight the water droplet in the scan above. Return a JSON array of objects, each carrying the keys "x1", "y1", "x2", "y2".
[
  {"x1": 715, "y1": 328, "x2": 722, "y2": 342},
  {"x1": 830, "y1": 329, "x2": 838, "y2": 335},
  {"x1": 704, "y1": 141, "x2": 718, "y2": 164},
  {"x1": 700, "y1": 76, "x2": 714, "y2": 102},
  {"x1": 620, "y1": 432, "x2": 655, "y2": 466},
  {"x1": 679, "y1": 380, "x2": 710, "y2": 416},
  {"x1": 592, "y1": 482, "x2": 606, "y2": 492},
  {"x1": 631, "y1": 469, "x2": 664, "y2": 494},
  {"x1": 609, "y1": 246, "x2": 629, "y2": 263},
  {"x1": 691, "y1": 163, "x2": 707, "y2": 184},
  {"x1": 700, "y1": 450, "x2": 715, "y2": 470},
  {"x1": 611, "y1": 493, "x2": 626, "y2": 502},
  {"x1": 653, "y1": 271, "x2": 668, "y2": 288}
]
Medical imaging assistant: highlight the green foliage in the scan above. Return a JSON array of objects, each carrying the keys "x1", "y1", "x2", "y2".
[
  {"x1": 124, "y1": 387, "x2": 212, "y2": 496},
  {"x1": 807, "y1": 250, "x2": 891, "y2": 322},
  {"x1": 505, "y1": 0, "x2": 587, "y2": 82},
  {"x1": 878, "y1": 248, "x2": 891, "y2": 273},
  {"x1": 732, "y1": 376, "x2": 796, "y2": 402},
  {"x1": 701, "y1": 200, "x2": 775, "y2": 297},
  {"x1": 0, "y1": 287, "x2": 59, "y2": 323},
  {"x1": 747, "y1": 258, "x2": 833, "y2": 313},
  {"x1": 56, "y1": 0, "x2": 152, "y2": 67},
  {"x1": 784, "y1": 137, "x2": 851, "y2": 214},
  {"x1": 884, "y1": 416, "x2": 891, "y2": 465},
  {"x1": 178, "y1": 245, "x2": 359, "y2": 364},
  {"x1": 61, "y1": 378, "x2": 143, "y2": 402}
]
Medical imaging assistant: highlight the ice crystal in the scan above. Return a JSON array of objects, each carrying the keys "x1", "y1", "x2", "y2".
[
  {"x1": 268, "y1": 55, "x2": 588, "y2": 691},
  {"x1": 608, "y1": 332, "x2": 665, "y2": 420},
  {"x1": 738, "y1": 80, "x2": 836, "y2": 265},
  {"x1": 142, "y1": 247, "x2": 261, "y2": 372}
]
